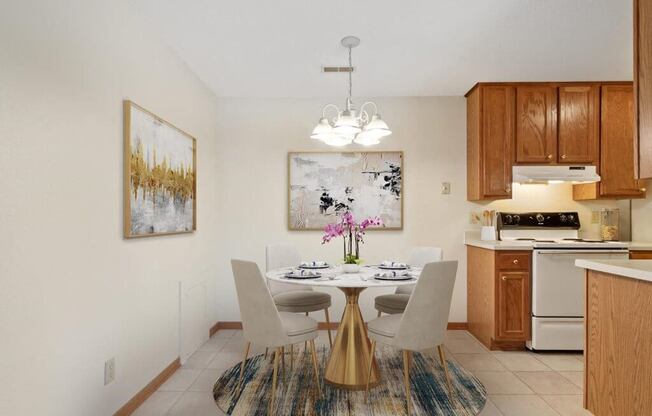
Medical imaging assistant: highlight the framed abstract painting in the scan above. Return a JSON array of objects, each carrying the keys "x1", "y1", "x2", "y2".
[
  {"x1": 123, "y1": 101, "x2": 196, "y2": 238},
  {"x1": 288, "y1": 151, "x2": 403, "y2": 230}
]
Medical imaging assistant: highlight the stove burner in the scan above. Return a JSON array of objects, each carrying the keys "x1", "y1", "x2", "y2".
[
  {"x1": 562, "y1": 238, "x2": 609, "y2": 243},
  {"x1": 516, "y1": 238, "x2": 535, "y2": 241}
]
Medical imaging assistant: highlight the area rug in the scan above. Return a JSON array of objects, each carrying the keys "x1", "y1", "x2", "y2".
[{"x1": 213, "y1": 345, "x2": 487, "y2": 415}]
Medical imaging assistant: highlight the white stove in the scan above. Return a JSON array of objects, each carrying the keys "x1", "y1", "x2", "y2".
[{"x1": 497, "y1": 212, "x2": 629, "y2": 351}]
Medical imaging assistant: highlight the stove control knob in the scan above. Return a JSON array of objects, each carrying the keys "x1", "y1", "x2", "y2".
[
  {"x1": 560, "y1": 214, "x2": 567, "y2": 223},
  {"x1": 513, "y1": 215, "x2": 520, "y2": 224},
  {"x1": 568, "y1": 214, "x2": 575, "y2": 222},
  {"x1": 536, "y1": 213, "x2": 545, "y2": 223},
  {"x1": 505, "y1": 215, "x2": 513, "y2": 224}
]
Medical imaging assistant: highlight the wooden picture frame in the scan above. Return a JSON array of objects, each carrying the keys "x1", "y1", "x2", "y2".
[
  {"x1": 123, "y1": 100, "x2": 197, "y2": 238},
  {"x1": 288, "y1": 151, "x2": 403, "y2": 231}
]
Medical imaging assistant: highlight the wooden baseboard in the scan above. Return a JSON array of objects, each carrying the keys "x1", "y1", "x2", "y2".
[
  {"x1": 114, "y1": 358, "x2": 180, "y2": 416},
  {"x1": 210, "y1": 321, "x2": 468, "y2": 335}
]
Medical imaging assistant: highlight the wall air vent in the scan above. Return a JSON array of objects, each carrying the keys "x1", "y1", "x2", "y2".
[{"x1": 322, "y1": 66, "x2": 355, "y2": 73}]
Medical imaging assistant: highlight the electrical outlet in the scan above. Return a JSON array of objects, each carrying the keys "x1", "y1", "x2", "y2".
[
  {"x1": 104, "y1": 357, "x2": 115, "y2": 385},
  {"x1": 591, "y1": 211, "x2": 600, "y2": 224},
  {"x1": 441, "y1": 182, "x2": 451, "y2": 195}
]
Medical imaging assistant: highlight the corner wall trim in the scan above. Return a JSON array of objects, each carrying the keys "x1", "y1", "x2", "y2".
[
  {"x1": 209, "y1": 321, "x2": 468, "y2": 335},
  {"x1": 114, "y1": 358, "x2": 180, "y2": 416}
]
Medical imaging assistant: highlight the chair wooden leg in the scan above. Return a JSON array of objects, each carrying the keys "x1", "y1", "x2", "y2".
[
  {"x1": 324, "y1": 308, "x2": 333, "y2": 347},
  {"x1": 269, "y1": 348, "x2": 280, "y2": 416},
  {"x1": 237, "y1": 341, "x2": 251, "y2": 390},
  {"x1": 281, "y1": 346, "x2": 286, "y2": 383},
  {"x1": 403, "y1": 350, "x2": 411, "y2": 415},
  {"x1": 365, "y1": 340, "x2": 376, "y2": 403},
  {"x1": 305, "y1": 312, "x2": 309, "y2": 351},
  {"x1": 438, "y1": 345, "x2": 454, "y2": 399},
  {"x1": 290, "y1": 344, "x2": 294, "y2": 372},
  {"x1": 309, "y1": 339, "x2": 323, "y2": 399},
  {"x1": 377, "y1": 310, "x2": 382, "y2": 318}
]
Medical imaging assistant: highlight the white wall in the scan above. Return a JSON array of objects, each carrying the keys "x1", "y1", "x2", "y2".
[
  {"x1": 0, "y1": 1, "x2": 221, "y2": 415},
  {"x1": 632, "y1": 194, "x2": 652, "y2": 241},
  {"x1": 213, "y1": 97, "x2": 619, "y2": 325}
]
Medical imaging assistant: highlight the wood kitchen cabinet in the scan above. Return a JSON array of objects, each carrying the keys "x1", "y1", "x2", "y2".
[
  {"x1": 467, "y1": 246, "x2": 531, "y2": 350},
  {"x1": 466, "y1": 85, "x2": 514, "y2": 201},
  {"x1": 635, "y1": 0, "x2": 652, "y2": 179},
  {"x1": 630, "y1": 250, "x2": 652, "y2": 259},
  {"x1": 515, "y1": 85, "x2": 558, "y2": 164},
  {"x1": 573, "y1": 85, "x2": 647, "y2": 200},
  {"x1": 558, "y1": 85, "x2": 600, "y2": 164}
]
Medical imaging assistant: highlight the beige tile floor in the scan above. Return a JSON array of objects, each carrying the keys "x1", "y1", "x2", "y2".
[{"x1": 134, "y1": 329, "x2": 591, "y2": 416}]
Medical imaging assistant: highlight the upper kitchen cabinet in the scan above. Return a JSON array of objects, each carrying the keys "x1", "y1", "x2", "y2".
[
  {"x1": 466, "y1": 84, "x2": 515, "y2": 201},
  {"x1": 635, "y1": 0, "x2": 652, "y2": 178},
  {"x1": 515, "y1": 85, "x2": 558, "y2": 164},
  {"x1": 558, "y1": 85, "x2": 600, "y2": 164},
  {"x1": 574, "y1": 85, "x2": 647, "y2": 200}
]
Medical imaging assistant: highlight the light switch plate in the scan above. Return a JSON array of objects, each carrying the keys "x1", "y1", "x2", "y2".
[{"x1": 441, "y1": 182, "x2": 451, "y2": 195}]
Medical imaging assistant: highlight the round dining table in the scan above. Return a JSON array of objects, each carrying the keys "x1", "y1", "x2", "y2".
[{"x1": 266, "y1": 265, "x2": 421, "y2": 390}]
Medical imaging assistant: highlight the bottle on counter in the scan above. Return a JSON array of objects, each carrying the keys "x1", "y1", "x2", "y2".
[{"x1": 600, "y1": 208, "x2": 620, "y2": 241}]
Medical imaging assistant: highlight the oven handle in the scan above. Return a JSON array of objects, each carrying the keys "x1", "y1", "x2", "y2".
[{"x1": 535, "y1": 249, "x2": 629, "y2": 254}]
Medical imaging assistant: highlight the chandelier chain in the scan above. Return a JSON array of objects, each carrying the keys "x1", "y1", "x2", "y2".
[{"x1": 348, "y1": 46, "x2": 353, "y2": 99}]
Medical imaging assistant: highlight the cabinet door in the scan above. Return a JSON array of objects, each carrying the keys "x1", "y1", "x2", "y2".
[
  {"x1": 600, "y1": 85, "x2": 647, "y2": 197},
  {"x1": 516, "y1": 86, "x2": 558, "y2": 163},
  {"x1": 497, "y1": 271, "x2": 530, "y2": 340},
  {"x1": 635, "y1": 0, "x2": 652, "y2": 178},
  {"x1": 630, "y1": 251, "x2": 652, "y2": 259},
  {"x1": 558, "y1": 85, "x2": 599, "y2": 164},
  {"x1": 482, "y1": 86, "x2": 515, "y2": 198}
]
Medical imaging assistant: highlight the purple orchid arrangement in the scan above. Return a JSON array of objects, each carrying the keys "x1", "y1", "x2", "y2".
[{"x1": 322, "y1": 211, "x2": 383, "y2": 263}]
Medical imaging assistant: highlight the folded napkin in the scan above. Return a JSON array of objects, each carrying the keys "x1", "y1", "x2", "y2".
[
  {"x1": 300, "y1": 261, "x2": 328, "y2": 267},
  {"x1": 380, "y1": 261, "x2": 408, "y2": 268},
  {"x1": 375, "y1": 270, "x2": 409, "y2": 278},
  {"x1": 287, "y1": 269, "x2": 320, "y2": 277}
]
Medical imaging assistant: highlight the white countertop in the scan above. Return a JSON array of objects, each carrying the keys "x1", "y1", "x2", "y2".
[
  {"x1": 627, "y1": 242, "x2": 652, "y2": 251},
  {"x1": 575, "y1": 259, "x2": 652, "y2": 283},
  {"x1": 464, "y1": 239, "x2": 534, "y2": 251}
]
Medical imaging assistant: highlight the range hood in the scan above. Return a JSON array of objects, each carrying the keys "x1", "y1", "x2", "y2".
[{"x1": 512, "y1": 165, "x2": 601, "y2": 184}]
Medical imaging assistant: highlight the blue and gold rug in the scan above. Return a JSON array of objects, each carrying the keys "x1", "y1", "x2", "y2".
[{"x1": 213, "y1": 345, "x2": 486, "y2": 415}]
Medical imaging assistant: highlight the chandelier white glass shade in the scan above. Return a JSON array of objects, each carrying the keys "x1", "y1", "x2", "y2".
[{"x1": 311, "y1": 36, "x2": 392, "y2": 147}]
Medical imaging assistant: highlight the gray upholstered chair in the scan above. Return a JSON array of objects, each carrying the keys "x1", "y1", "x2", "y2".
[
  {"x1": 231, "y1": 260, "x2": 322, "y2": 415},
  {"x1": 266, "y1": 244, "x2": 333, "y2": 348},
  {"x1": 365, "y1": 261, "x2": 458, "y2": 414},
  {"x1": 374, "y1": 247, "x2": 443, "y2": 316}
]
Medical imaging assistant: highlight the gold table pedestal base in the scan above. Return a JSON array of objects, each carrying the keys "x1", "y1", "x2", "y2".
[{"x1": 324, "y1": 287, "x2": 379, "y2": 390}]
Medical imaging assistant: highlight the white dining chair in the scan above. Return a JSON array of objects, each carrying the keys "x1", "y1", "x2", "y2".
[
  {"x1": 374, "y1": 247, "x2": 443, "y2": 316},
  {"x1": 266, "y1": 244, "x2": 333, "y2": 350},
  {"x1": 365, "y1": 261, "x2": 458, "y2": 415},
  {"x1": 231, "y1": 260, "x2": 322, "y2": 415}
]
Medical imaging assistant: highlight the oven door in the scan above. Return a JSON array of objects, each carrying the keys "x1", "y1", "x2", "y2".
[{"x1": 532, "y1": 250, "x2": 629, "y2": 317}]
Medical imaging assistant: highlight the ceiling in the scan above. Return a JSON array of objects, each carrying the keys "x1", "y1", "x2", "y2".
[{"x1": 132, "y1": 0, "x2": 633, "y2": 98}]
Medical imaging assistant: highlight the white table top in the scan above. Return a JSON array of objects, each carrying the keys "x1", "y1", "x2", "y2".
[{"x1": 265, "y1": 265, "x2": 421, "y2": 288}]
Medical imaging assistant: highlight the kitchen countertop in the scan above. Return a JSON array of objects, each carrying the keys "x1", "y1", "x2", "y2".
[
  {"x1": 464, "y1": 238, "x2": 534, "y2": 251},
  {"x1": 627, "y1": 242, "x2": 652, "y2": 251},
  {"x1": 575, "y1": 259, "x2": 652, "y2": 283}
]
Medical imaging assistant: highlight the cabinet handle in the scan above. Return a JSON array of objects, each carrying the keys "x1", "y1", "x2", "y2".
[
  {"x1": 502, "y1": 275, "x2": 523, "y2": 281},
  {"x1": 547, "y1": 154, "x2": 553, "y2": 160},
  {"x1": 513, "y1": 259, "x2": 519, "y2": 264},
  {"x1": 561, "y1": 154, "x2": 567, "y2": 160},
  {"x1": 641, "y1": 188, "x2": 647, "y2": 192}
]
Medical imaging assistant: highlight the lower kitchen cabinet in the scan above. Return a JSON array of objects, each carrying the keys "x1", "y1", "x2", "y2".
[
  {"x1": 630, "y1": 250, "x2": 652, "y2": 259},
  {"x1": 467, "y1": 246, "x2": 532, "y2": 350}
]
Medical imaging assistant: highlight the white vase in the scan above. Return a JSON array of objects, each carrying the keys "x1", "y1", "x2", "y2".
[{"x1": 341, "y1": 264, "x2": 361, "y2": 273}]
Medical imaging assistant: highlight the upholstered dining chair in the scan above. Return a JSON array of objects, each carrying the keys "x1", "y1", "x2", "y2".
[
  {"x1": 266, "y1": 244, "x2": 333, "y2": 349},
  {"x1": 365, "y1": 261, "x2": 458, "y2": 415},
  {"x1": 374, "y1": 247, "x2": 443, "y2": 316},
  {"x1": 231, "y1": 260, "x2": 322, "y2": 415}
]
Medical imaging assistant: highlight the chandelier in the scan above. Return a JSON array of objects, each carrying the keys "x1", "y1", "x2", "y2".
[{"x1": 311, "y1": 36, "x2": 392, "y2": 147}]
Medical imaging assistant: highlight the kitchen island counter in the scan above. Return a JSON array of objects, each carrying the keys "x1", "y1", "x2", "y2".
[{"x1": 576, "y1": 259, "x2": 652, "y2": 416}]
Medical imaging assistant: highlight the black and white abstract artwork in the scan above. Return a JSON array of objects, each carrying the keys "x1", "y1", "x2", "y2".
[{"x1": 288, "y1": 152, "x2": 403, "y2": 230}]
